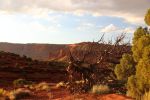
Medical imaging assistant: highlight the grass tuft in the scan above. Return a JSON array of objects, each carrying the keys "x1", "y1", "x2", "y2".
[{"x1": 91, "y1": 84, "x2": 110, "y2": 94}]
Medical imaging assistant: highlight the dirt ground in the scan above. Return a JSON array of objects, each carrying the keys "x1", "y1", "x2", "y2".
[
  {"x1": 5, "y1": 83, "x2": 132, "y2": 100},
  {"x1": 50, "y1": 88, "x2": 133, "y2": 100},
  {"x1": 0, "y1": 79, "x2": 133, "y2": 100}
]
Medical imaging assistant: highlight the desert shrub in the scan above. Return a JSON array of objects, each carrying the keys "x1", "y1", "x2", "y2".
[
  {"x1": 0, "y1": 88, "x2": 5, "y2": 96},
  {"x1": 91, "y1": 84, "x2": 110, "y2": 94},
  {"x1": 35, "y1": 82, "x2": 51, "y2": 91},
  {"x1": 23, "y1": 84, "x2": 35, "y2": 90},
  {"x1": 47, "y1": 60, "x2": 68, "y2": 70},
  {"x1": 56, "y1": 81, "x2": 66, "y2": 88},
  {"x1": 0, "y1": 88, "x2": 7, "y2": 96},
  {"x1": 26, "y1": 57, "x2": 32, "y2": 61},
  {"x1": 13, "y1": 79, "x2": 33, "y2": 87},
  {"x1": 0, "y1": 89, "x2": 9, "y2": 100},
  {"x1": 114, "y1": 54, "x2": 135, "y2": 81},
  {"x1": 22, "y1": 55, "x2": 27, "y2": 59},
  {"x1": 9, "y1": 88, "x2": 31, "y2": 100},
  {"x1": 75, "y1": 80, "x2": 85, "y2": 84}
]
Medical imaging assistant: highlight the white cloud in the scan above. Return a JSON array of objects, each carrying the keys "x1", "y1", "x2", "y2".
[
  {"x1": 0, "y1": 0, "x2": 149, "y2": 24},
  {"x1": 100, "y1": 24, "x2": 135, "y2": 33},
  {"x1": 0, "y1": 13, "x2": 63, "y2": 43},
  {"x1": 0, "y1": 14, "x2": 59, "y2": 34},
  {"x1": 123, "y1": 27, "x2": 135, "y2": 33},
  {"x1": 100, "y1": 24, "x2": 118, "y2": 33}
]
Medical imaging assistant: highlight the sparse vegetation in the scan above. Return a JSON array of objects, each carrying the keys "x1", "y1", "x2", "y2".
[
  {"x1": 56, "y1": 81, "x2": 67, "y2": 88},
  {"x1": 9, "y1": 88, "x2": 31, "y2": 100},
  {"x1": 0, "y1": 5, "x2": 148, "y2": 100},
  {"x1": 13, "y1": 78, "x2": 33, "y2": 87},
  {"x1": 0, "y1": 88, "x2": 32, "y2": 100},
  {"x1": 35, "y1": 82, "x2": 51, "y2": 91},
  {"x1": 145, "y1": 9, "x2": 150, "y2": 26},
  {"x1": 48, "y1": 60, "x2": 68, "y2": 70},
  {"x1": 0, "y1": 88, "x2": 7, "y2": 96},
  {"x1": 91, "y1": 84, "x2": 110, "y2": 94},
  {"x1": 115, "y1": 54, "x2": 135, "y2": 81}
]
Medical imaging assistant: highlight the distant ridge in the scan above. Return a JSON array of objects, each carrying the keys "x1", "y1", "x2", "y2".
[
  {"x1": 0, "y1": 42, "x2": 67, "y2": 61},
  {"x1": 0, "y1": 42, "x2": 131, "y2": 62}
]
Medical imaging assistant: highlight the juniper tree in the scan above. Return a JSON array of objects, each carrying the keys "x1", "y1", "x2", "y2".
[
  {"x1": 114, "y1": 54, "x2": 135, "y2": 81},
  {"x1": 145, "y1": 9, "x2": 150, "y2": 26},
  {"x1": 127, "y1": 9, "x2": 150, "y2": 98},
  {"x1": 115, "y1": 8, "x2": 150, "y2": 99}
]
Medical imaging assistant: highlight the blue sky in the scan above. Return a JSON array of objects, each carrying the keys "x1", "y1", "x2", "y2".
[{"x1": 0, "y1": 0, "x2": 149, "y2": 44}]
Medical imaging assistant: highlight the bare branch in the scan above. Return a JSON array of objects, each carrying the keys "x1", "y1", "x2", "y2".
[
  {"x1": 68, "y1": 49, "x2": 75, "y2": 63},
  {"x1": 114, "y1": 33, "x2": 126, "y2": 46},
  {"x1": 97, "y1": 33, "x2": 105, "y2": 43}
]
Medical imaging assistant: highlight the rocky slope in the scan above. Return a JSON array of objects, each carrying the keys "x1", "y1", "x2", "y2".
[
  {"x1": 0, "y1": 51, "x2": 67, "y2": 82},
  {"x1": 0, "y1": 42, "x2": 131, "y2": 63},
  {"x1": 0, "y1": 42, "x2": 67, "y2": 61},
  {"x1": 0, "y1": 42, "x2": 131, "y2": 83}
]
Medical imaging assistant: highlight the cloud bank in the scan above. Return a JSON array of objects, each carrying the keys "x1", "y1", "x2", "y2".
[{"x1": 0, "y1": 0, "x2": 149, "y2": 24}]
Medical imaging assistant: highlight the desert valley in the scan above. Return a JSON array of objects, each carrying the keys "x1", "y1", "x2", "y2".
[{"x1": 0, "y1": 0, "x2": 149, "y2": 100}]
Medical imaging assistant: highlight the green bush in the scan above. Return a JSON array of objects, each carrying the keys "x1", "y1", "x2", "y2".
[
  {"x1": 145, "y1": 9, "x2": 150, "y2": 26},
  {"x1": 13, "y1": 79, "x2": 33, "y2": 87},
  {"x1": 114, "y1": 54, "x2": 135, "y2": 81},
  {"x1": 47, "y1": 60, "x2": 68, "y2": 70}
]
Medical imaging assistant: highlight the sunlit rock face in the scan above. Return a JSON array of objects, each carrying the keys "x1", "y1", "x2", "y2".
[
  {"x1": 0, "y1": 42, "x2": 67, "y2": 61},
  {"x1": 0, "y1": 42, "x2": 131, "y2": 62}
]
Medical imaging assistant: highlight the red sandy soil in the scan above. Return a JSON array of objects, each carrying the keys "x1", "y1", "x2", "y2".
[
  {"x1": 0, "y1": 50, "x2": 133, "y2": 100},
  {"x1": 51, "y1": 88, "x2": 133, "y2": 100},
  {"x1": 25, "y1": 88, "x2": 133, "y2": 100},
  {"x1": 7, "y1": 83, "x2": 132, "y2": 100}
]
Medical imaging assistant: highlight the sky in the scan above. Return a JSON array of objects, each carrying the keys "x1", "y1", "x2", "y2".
[{"x1": 0, "y1": 0, "x2": 149, "y2": 44}]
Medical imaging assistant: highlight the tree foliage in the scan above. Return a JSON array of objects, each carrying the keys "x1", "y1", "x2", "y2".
[
  {"x1": 114, "y1": 54, "x2": 135, "y2": 81},
  {"x1": 132, "y1": 27, "x2": 150, "y2": 62},
  {"x1": 127, "y1": 75, "x2": 138, "y2": 98},
  {"x1": 145, "y1": 9, "x2": 150, "y2": 26},
  {"x1": 115, "y1": 8, "x2": 150, "y2": 99},
  {"x1": 127, "y1": 28, "x2": 150, "y2": 99}
]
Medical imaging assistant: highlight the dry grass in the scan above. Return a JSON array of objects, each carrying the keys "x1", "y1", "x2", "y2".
[
  {"x1": 0, "y1": 88, "x2": 7, "y2": 96},
  {"x1": 8, "y1": 88, "x2": 31, "y2": 100},
  {"x1": 35, "y1": 82, "x2": 51, "y2": 91},
  {"x1": 91, "y1": 84, "x2": 110, "y2": 94},
  {"x1": 13, "y1": 78, "x2": 33, "y2": 87},
  {"x1": 56, "y1": 81, "x2": 67, "y2": 88}
]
